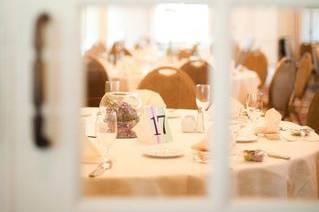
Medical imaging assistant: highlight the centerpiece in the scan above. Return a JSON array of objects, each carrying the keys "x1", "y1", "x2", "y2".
[{"x1": 100, "y1": 92, "x2": 142, "y2": 138}]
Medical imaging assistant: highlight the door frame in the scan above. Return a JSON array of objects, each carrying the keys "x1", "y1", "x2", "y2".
[{"x1": 2, "y1": 0, "x2": 319, "y2": 212}]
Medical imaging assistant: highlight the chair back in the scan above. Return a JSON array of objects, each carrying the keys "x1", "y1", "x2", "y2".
[
  {"x1": 312, "y1": 44, "x2": 319, "y2": 74},
  {"x1": 180, "y1": 60, "x2": 210, "y2": 85},
  {"x1": 138, "y1": 66, "x2": 196, "y2": 109},
  {"x1": 242, "y1": 49, "x2": 268, "y2": 88},
  {"x1": 177, "y1": 49, "x2": 193, "y2": 60},
  {"x1": 300, "y1": 43, "x2": 312, "y2": 57},
  {"x1": 294, "y1": 53, "x2": 313, "y2": 99},
  {"x1": 268, "y1": 58, "x2": 296, "y2": 117},
  {"x1": 307, "y1": 91, "x2": 319, "y2": 133},
  {"x1": 85, "y1": 57, "x2": 108, "y2": 107}
]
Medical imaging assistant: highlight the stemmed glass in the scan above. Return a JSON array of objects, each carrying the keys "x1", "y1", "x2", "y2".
[
  {"x1": 90, "y1": 111, "x2": 117, "y2": 177},
  {"x1": 195, "y1": 84, "x2": 211, "y2": 132},
  {"x1": 245, "y1": 91, "x2": 263, "y2": 125}
]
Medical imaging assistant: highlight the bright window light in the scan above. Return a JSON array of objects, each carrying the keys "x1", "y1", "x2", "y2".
[{"x1": 152, "y1": 3, "x2": 210, "y2": 46}]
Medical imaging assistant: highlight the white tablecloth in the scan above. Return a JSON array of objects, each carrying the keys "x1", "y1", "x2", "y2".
[{"x1": 81, "y1": 108, "x2": 319, "y2": 199}]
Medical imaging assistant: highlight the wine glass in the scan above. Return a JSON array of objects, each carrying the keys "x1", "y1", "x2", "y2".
[
  {"x1": 94, "y1": 111, "x2": 117, "y2": 164},
  {"x1": 195, "y1": 84, "x2": 211, "y2": 132},
  {"x1": 245, "y1": 91, "x2": 263, "y2": 124}
]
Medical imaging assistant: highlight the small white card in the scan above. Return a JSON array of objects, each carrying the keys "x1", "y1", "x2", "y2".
[{"x1": 134, "y1": 107, "x2": 173, "y2": 144}]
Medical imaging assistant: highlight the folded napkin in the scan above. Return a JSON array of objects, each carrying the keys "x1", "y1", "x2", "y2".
[
  {"x1": 256, "y1": 108, "x2": 282, "y2": 138},
  {"x1": 191, "y1": 137, "x2": 209, "y2": 152}
]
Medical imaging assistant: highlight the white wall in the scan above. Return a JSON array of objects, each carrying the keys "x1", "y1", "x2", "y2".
[
  {"x1": 231, "y1": 7, "x2": 279, "y2": 66},
  {"x1": 231, "y1": 7, "x2": 301, "y2": 67},
  {"x1": 106, "y1": 5, "x2": 152, "y2": 48}
]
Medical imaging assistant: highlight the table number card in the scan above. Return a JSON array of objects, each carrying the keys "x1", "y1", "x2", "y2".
[{"x1": 134, "y1": 106, "x2": 173, "y2": 145}]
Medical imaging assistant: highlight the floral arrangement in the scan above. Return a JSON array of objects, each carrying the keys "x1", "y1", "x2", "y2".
[
  {"x1": 103, "y1": 94, "x2": 139, "y2": 138},
  {"x1": 243, "y1": 150, "x2": 265, "y2": 162}
]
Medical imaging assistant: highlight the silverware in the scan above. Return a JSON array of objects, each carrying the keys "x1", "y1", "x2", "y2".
[
  {"x1": 88, "y1": 135, "x2": 96, "y2": 138},
  {"x1": 267, "y1": 153, "x2": 290, "y2": 160},
  {"x1": 89, "y1": 160, "x2": 112, "y2": 178}
]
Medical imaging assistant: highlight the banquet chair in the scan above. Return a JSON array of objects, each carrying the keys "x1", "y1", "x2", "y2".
[
  {"x1": 242, "y1": 49, "x2": 268, "y2": 88},
  {"x1": 177, "y1": 49, "x2": 193, "y2": 60},
  {"x1": 300, "y1": 43, "x2": 313, "y2": 58},
  {"x1": 312, "y1": 44, "x2": 319, "y2": 74},
  {"x1": 268, "y1": 58, "x2": 296, "y2": 119},
  {"x1": 307, "y1": 91, "x2": 319, "y2": 133},
  {"x1": 286, "y1": 53, "x2": 313, "y2": 123},
  {"x1": 138, "y1": 66, "x2": 197, "y2": 109},
  {"x1": 85, "y1": 57, "x2": 108, "y2": 107},
  {"x1": 180, "y1": 60, "x2": 211, "y2": 85},
  {"x1": 293, "y1": 53, "x2": 313, "y2": 99}
]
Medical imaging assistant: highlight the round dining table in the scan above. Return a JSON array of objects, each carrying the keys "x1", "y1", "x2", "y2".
[{"x1": 81, "y1": 108, "x2": 319, "y2": 199}]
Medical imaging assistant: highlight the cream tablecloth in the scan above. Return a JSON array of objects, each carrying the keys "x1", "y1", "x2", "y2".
[{"x1": 81, "y1": 108, "x2": 319, "y2": 199}]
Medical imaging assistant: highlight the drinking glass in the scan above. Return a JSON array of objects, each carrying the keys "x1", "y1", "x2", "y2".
[
  {"x1": 195, "y1": 84, "x2": 211, "y2": 132},
  {"x1": 245, "y1": 91, "x2": 263, "y2": 123},
  {"x1": 94, "y1": 111, "x2": 117, "y2": 163},
  {"x1": 105, "y1": 80, "x2": 120, "y2": 93}
]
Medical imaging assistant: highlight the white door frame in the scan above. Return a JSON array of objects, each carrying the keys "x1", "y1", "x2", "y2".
[{"x1": 1, "y1": 0, "x2": 319, "y2": 212}]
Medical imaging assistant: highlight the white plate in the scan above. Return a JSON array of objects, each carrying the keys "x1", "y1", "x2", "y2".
[
  {"x1": 281, "y1": 130, "x2": 319, "y2": 142},
  {"x1": 236, "y1": 135, "x2": 258, "y2": 143},
  {"x1": 143, "y1": 147, "x2": 184, "y2": 158}
]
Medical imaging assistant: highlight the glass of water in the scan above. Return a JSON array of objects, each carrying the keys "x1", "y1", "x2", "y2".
[
  {"x1": 195, "y1": 84, "x2": 211, "y2": 132},
  {"x1": 94, "y1": 110, "x2": 117, "y2": 163},
  {"x1": 245, "y1": 91, "x2": 263, "y2": 124}
]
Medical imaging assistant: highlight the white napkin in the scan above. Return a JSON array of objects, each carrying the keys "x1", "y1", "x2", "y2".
[{"x1": 256, "y1": 108, "x2": 282, "y2": 134}]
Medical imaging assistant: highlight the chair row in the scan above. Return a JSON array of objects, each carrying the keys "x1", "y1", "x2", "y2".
[{"x1": 85, "y1": 57, "x2": 211, "y2": 109}]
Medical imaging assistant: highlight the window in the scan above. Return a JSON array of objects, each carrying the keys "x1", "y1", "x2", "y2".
[
  {"x1": 81, "y1": 3, "x2": 211, "y2": 52},
  {"x1": 152, "y1": 3, "x2": 210, "y2": 46},
  {"x1": 301, "y1": 8, "x2": 319, "y2": 42}
]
